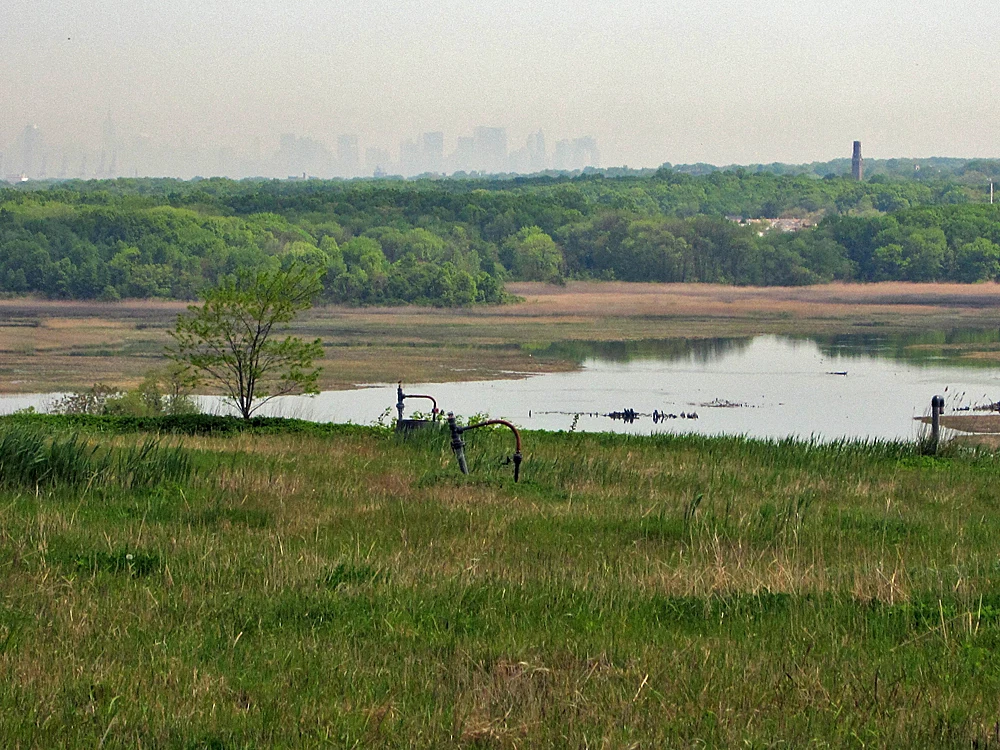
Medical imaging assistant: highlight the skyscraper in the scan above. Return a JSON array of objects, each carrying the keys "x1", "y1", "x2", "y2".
[
  {"x1": 526, "y1": 130, "x2": 547, "y2": 172},
  {"x1": 276, "y1": 134, "x2": 333, "y2": 178},
  {"x1": 337, "y1": 135, "x2": 360, "y2": 177},
  {"x1": 852, "y1": 141, "x2": 864, "y2": 181},
  {"x1": 365, "y1": 146, "x2": 391, "y2": 177},
  {"x1": 453, "y1": 136, "x2": 475, "y2": 172},
  {"x1": 101, "y1": 113, "x2": 118, "y2": 177},
  {"x1": 18, "y1": 124, "x2": 41, "y2": 178},
  {"x1": 553, "y1": 139, "x2": 572, "y2": 171},
  {"x1": 399, "y1": 138, "x2": 421, "y2": 176},
  {"x1": 422, "y1": 132, "x2": 444, "y2": 173},
  {"x1": 571, "y1": 137, "x2": 600, "y2": 170},
  {"x1": 473, "y1": 127, "x2": 508, "y2": 173}
]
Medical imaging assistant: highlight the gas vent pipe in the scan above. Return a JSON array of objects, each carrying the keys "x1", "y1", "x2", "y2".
[
  {"x1": 447, "y1": 411, "x2": 523, "y2": 482},
  {"x1": 396, "y1": 382, "x2": 440, "y2": 429}
]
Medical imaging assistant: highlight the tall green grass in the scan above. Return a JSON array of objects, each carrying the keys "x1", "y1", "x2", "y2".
[
  {"x1": 5, "y1": 421, "x2": 1000, "y2": 746},
  {"x1": 0, "y1": 425, "x2": 191, "y2": 489}
]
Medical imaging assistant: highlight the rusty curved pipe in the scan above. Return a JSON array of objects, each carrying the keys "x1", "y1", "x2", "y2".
[
  {"x1": 405, "y1": 394, "x2": 439, "y2": 420},
  {"x1": 447, "y1": 412, "x2": 523, "y2": 481},
  {"x1": 456, "y1": 419, "x2": 522, "y2": 454}
]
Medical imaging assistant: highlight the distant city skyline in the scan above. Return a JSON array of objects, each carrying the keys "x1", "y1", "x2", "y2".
[
  {"x1": 0, "y1": 118, "x2": 602, "y2": 180},
  {"x1": 3, "y1": 0, "x2": 999, "y2": 179},
  {"x1": 4, "y1": 118, "x2": 998, "y2": 184}
]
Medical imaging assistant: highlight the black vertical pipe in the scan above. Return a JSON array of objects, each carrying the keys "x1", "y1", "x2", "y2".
[
  {"x1": 447, "y1": 412, "x2": 469, "y2": 474},
  {"x1": 931, "y1": 394, "x2": 944, "y2": 451}
]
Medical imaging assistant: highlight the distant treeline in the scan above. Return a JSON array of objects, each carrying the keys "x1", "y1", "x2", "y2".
[
  {"x1": 665, "y1": 157, "x2": 1000, "y2": 184},
  {"x1": 2, "y1": 170, "x2": 1000, "y2": 304}
]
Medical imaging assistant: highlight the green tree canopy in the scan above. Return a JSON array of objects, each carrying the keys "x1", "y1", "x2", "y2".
[{"x1": 501, "y1": 226, "x2": 564, "y2": 282}]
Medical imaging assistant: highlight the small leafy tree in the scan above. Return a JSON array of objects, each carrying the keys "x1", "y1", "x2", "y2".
[{"x1": 168, "y1": 265, "x2": 324, "y2": 419}]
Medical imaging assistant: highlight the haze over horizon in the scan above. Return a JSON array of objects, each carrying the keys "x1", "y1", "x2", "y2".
[{"x1": 3, "y1": 0, "x2": 998, "y2": 178}]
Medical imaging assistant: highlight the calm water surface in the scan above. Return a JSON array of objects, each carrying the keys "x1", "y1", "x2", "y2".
[{"x1": 5, "y1": 333, "x2": 1000, "y2": 440}]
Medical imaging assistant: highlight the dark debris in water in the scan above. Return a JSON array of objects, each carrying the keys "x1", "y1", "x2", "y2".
[
  {"x1": 698, "y1": 399, "x2": 751, "y2": 409},
  {"x1": 534, "y1": 408, "x2": 699, "y2": 425}
]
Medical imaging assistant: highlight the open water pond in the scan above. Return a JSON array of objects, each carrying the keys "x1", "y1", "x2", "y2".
[{"x1": 6, "y1": 331, "x2": 1000, "y2": 441}]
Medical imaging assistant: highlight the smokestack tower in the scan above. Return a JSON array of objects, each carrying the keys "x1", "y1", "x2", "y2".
[{"x1": 852, "y1": 141, "x2": 864, "y2": 181}]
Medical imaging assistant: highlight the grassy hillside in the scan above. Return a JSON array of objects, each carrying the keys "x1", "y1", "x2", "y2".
[{"x1": 3, "y1": 417, "x2": 1000, "y2": 745}]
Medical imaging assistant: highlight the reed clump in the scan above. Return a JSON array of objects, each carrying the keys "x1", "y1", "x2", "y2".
[{"x1": 0, "y1": 424, "x2": 191, "y2": 489}]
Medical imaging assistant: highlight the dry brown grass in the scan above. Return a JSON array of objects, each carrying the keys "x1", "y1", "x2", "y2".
[
  {"x1": 918, "y1": 415, "x2": 1000, "y2": 435},
  {"x1": 507, "y1": 280, "x2": 1000, "y2": 317}
]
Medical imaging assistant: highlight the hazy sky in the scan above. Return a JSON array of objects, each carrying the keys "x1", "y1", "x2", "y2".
[{"x1": 3, "y1": 0, "x2": 999, "y2": 167}]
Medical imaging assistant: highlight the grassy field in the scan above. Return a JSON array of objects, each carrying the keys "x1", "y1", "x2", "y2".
[
  {"x1": 6, "y1": 281, "x2": 1000, "y2": 393},
  {"x1": 4, "y1": 416, "x2": 1000, "y2": 746}
]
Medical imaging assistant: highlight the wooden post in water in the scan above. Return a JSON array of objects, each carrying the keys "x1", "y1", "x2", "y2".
[{"x1": 931, "y1": 395, "x2": 945, "y2": 453}]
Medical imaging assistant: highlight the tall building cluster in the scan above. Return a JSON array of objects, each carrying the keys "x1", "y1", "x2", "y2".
[
  {"x1": 2, "y1": 116, "x2": 179, "y2": 181},
  {"x1": 1, "y1": 118, "x2": 602, "y2": 182},
  {"x1": 377, "y1": 127, "x2": 600, "y2": 177}
]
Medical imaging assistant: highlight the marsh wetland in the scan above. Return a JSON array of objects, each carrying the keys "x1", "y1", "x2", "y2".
[{"x1": 7, "y1": 329, "x2": 1000, "y2": 441}]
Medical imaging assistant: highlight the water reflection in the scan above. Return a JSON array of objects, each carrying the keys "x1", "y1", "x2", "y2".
[
  {"x1": 530, "y1": 329, "x2": 1000, "y2": 370},
  {"x1": 807, "y1": 329, "x2": 1000, "y2": 369},
  {"x1": 528, "y1": 337, "x2": 753, "y2": 364}
]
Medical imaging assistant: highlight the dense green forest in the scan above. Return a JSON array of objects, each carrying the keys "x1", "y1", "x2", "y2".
[{"x1": 2, "y1": 168, "x2": 1000, "y2": 304}]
